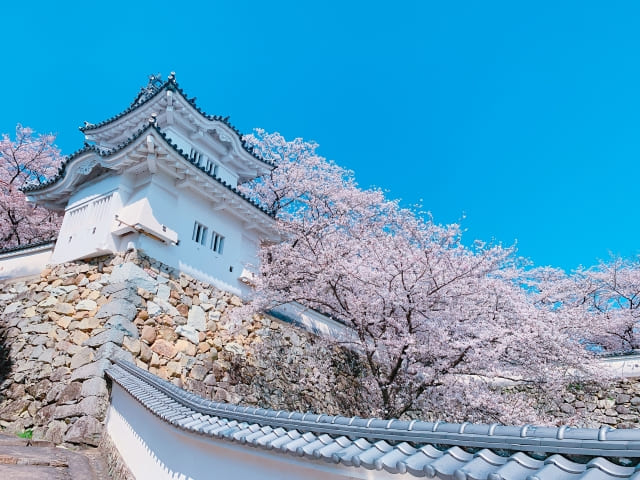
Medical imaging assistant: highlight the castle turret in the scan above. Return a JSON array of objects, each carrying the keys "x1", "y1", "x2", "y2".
[{"x1": 25, "y1": 74, "x2": 277, "y2": 295}]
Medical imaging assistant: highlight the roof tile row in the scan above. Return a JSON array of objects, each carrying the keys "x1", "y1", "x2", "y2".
[
  {"x1": 106, "y1": 360, "x2": 640, "y2": 479},
  {"x1": 79, "y1": 73, "x2": 272, "y2": 167},
  {"x1": 0, "y1": 238, "x2": 56, "y2": 256},
  {"x1": 22, "y1": 123, "x2": 274, "y2": 218}
]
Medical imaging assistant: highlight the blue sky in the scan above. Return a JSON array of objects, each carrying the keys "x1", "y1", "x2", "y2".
[{"x1": 1, "y1": 1, "x2": 639, "y2": 271}]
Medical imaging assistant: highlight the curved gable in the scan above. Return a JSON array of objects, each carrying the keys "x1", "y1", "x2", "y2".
[
  {"x1": 80, "y1": 73, "x2": 272, "y2": 173},
  {"x1": 25, "y1": 122, "x2": 274, "y2": 219}
]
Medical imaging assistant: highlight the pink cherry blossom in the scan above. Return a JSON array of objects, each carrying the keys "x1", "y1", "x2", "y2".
[
  {"x1": 0, "y1": 125, "x2": 62, "y2": 249},
  {"x1": 564, "y1": 256, "x2": 640, "y2": 352},
  {"x1": 240, "y1": 130, "x2": 603, "y2": 424}
]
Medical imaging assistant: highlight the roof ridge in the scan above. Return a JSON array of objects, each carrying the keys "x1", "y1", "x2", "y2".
[
  {"x1": 78, "y1": 73, "x2": 273, "y2": 168},
  {"x1": 79, "y1": 76, "x2": 171, "y2": 133},
  {"x1": 0, "y1": 238, "x2": 57, "y2": 255},
  {"x1": 106, "y1": 360, "x2": 640, "y2": 478},
  {"x1": 107, "y1": 359, "x2": 640, "y2": 457},
  {"x1": 22, "y1": 123, "x2": 154, "y2": 193},
  {"x1": 23, "y1": 123, "x2": 275, "y2": 218}
]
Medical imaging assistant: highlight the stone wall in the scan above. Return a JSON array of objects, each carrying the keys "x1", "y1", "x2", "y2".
[
  {"x1": 2, "y1": 251, "x2": 640, "y2": 446},
  {"x1": 556, "y1": 381, "x2": 640, "y2": 429},
  {"x1": 0, "y1": 252, "x2": 364, "y2": 446},
  {"x1": 99, "y1": 432, "x2": 134, "y2": 480}
]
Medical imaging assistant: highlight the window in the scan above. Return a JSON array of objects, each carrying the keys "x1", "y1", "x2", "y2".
[
  {"x1": 192, "y1": 221, "x2": 207, "y2": 245},
  {"x1": 210, "y1": 231, "x2": 225, "y2": 254},
  {"x1": 201, "y1": 158, "x2": 219, "y2": 177},
  {"x1": 192, "y1": 221, "x2": 223, "y2": 254},
  {"x1": 189, "y1": 147, "x2": 202, "y2": 163}
]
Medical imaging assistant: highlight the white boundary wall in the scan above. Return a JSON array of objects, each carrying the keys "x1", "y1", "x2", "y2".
[
  {"x1": 106, "y1": 382, "x2": 409, "y2": 480},
  {"x1": 0, "y1": 242, "x2": 54, "y2": 281},
  {"x1": 268, "y1": 302, "x2": 352, "y2": 339},
  {"x1": 600, "y1": 354, "x2": 640, "y2": 378}
]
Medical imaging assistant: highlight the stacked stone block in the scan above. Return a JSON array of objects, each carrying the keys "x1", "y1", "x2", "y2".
[{"x1": 0, "y1": 252, "x2": 361, "y2": 446}]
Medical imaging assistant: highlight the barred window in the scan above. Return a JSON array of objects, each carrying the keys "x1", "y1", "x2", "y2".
[
  {"x1": 192, "y1": 221, "x2": 208, "y2": 245},
  {"x1": 189, "y1": 147, "x2": 202, "y2": 163},
  {"x1": 210, "y1": 231, "x2": 225, "y2": 254}
]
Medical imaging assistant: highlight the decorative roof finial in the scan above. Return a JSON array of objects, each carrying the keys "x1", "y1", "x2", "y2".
[
  {"x1": 148, "y1": 73, "x2": 162, "y2": 85},
  {"x1": 168, "y1": 71, "x2": 176, "y2": 81},
  {"x1": 132, "y1": 74, "x2": 164, "y2": 107},
  {"x1": 149, "y1": 113, "x2": 158, "y2": 125}
]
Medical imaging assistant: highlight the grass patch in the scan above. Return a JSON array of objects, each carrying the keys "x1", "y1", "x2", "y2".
[{"x1": 16, "y1": 429, "x2": 32, "y2": 439}]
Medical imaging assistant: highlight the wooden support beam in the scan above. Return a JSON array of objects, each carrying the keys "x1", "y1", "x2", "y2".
[{"x1": 175, "y1": 173, "x2": 191, "y2": 189}]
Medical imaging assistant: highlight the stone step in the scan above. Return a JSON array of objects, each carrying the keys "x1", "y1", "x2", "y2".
[{"x1": 0, "y1": 433, "x2": 108, "y2": 479}]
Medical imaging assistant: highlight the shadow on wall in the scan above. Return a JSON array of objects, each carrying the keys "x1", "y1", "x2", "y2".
[
  {"x1": 0, "y1": 324, "x2": 12, "y2": 393},
  {"x1": 107, "y1": 384, "x2": 356, "y2": 480}
]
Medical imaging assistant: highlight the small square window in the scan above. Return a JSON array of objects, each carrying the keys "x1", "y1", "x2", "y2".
[
  {"x1": 192, "y1": 221, "x2": 208, "y2": 245},
  {"x1": 210, "y1": 231, "x2": 225, "y2": 254}
]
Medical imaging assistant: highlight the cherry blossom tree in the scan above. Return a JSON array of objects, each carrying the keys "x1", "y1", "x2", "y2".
[
  {"x1": 240, "y1": 130, "x2": 602, "y2": 423},
  {"x1": 0, "y1": 125, "x2": 62, "y2": 249},
  {"x1": 563, "y1": 256, "x2": 640, "y2": 352}
]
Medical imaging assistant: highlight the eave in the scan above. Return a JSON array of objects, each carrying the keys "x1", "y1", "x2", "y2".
[
  {"x1": 0, "y1": 239, "x2": 57, "y2": 257},
  {"x1": 22, "y1": 123, "x2": 156, "y2": 209},
  {"x1": 107, "y1": 359, "x2": 640, "y2": 479},
  {"x1": 23, "y1": 123, "x2": 275, "y2": 226},
  {"x1": 79, "y1": 74, "x2": 273, "y2": 173}
]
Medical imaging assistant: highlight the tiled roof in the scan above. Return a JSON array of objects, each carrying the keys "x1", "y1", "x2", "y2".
[
  {"x1": 22, "y1": 123, "x2": 153, "y2": 193},
  {"x1": 106, "y1": 360, "x2": 640, "y2": 479},
  {"x1": 79, "y1": 73, "x2": 273, "y2": 168},
  {"x1": 0, "y1": 239, "x2": 56, "y2": 256},
  {"x1": 22, "y1": 123, "x2": 274, "y2": 218},
  {"x1": 599, "y1": 350, "x2": 640, "y2": 358},
  {"x1": 129, "y1": 73, "x2": 164, "y2": 107},
  {"x1": 153, "y1": 126, "x2": 274, "y2": 218}
]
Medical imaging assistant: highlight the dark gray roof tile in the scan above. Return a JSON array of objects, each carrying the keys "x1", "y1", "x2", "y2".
[
  {"x1": 208, "y1": 420, "x2": 238, "y2": 437},
  {"x1": 256, "y1": 428, "x2": 288, "y2": 449},
  {"x1": 245, "y1": 426, "x2": 273, "y2": 445},
  {"x1": 232, "y1": 423, "x2": 261, "y2": 442},
  {"x1": 201, "y1": 422, "x2": 225, "y2": 435},
  {"x1": 105, "y1": 361, "x2": 640, "y2": 479},
  {"x1": 332, "y1": 438, "x2": 371, "y2": 466},
  {"x1": 282, "y1": 432, "x2": 316, "y2": 455},
  {"x1": 454, "y1": 449, "x2": 508, "y2": 480},
  {"x1": 353, "y1": 440, "x2": 394, "y2": 469},
  {"x1": 404, "y1": 445, "x2": 445, "y2": 476},
  {"x1": 0, "y1": 239, "x2": 56, "y2": 256},
  {"x1": 378, "y1": 442, "x2": 417, "y2": 474},
  {"x1": 427, "y1": 447, "x2": 475, "y2": 480},
  {"x1": 297, "y1": 434, "x2": 333, "y2": 456},
  {"x1": 272, "y1": 431, "x2": 302, "y2": 452},
  {"x1": 314, "y1": 437, "x2": 350, "y2": 460},
  {"x1": 530, "y1": 460, "x2": 585, "y2": 479},
  {"x1": 585, "y1": 458, "x2": 635, "y2": 477}
]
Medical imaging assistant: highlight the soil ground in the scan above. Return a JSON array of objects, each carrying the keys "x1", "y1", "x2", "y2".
[{"x1": 0, "y1": 433, "x2": 109, "y2": 479}]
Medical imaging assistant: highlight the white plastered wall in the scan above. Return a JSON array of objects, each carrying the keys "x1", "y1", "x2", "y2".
[
  {"x1": 47, "y1": 158, "x2": 267, "y2": 296},
  {"x1": 106, "y1": 383, "x2": 410, "y2": 480},
  {"x1": 0, "y1": 244, "x2": 54, "y2": 281},
  {"x1": 138, "y1": 173, "x2": 260, "y2": 295},
  {"x1": 51, "y1": 175, "x2": 125, "y2": 264},
  {"x1": 110, "y1": 171, "x2": 263, "y2": 296}
]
